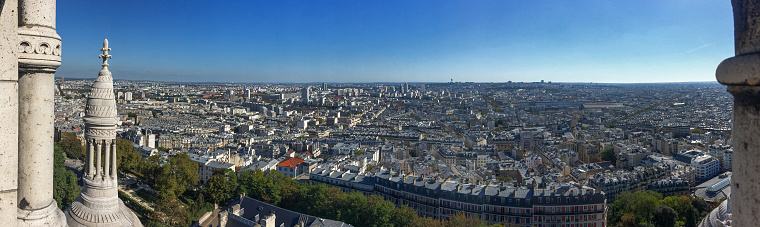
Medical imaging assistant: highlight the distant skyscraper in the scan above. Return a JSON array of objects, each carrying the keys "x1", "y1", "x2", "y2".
[
  {"x1": 302, "y1": 86, "x2": 311, "y2": 104},
  {"x1": 225, "y1": 89, "x2": 234, "y2": 101},
  {"x1": 322, "y1": 83, "x2": 327, "y2": 90},
  {"x1": 244, "y1": 89, "x2": 251, "y2": 100},
  {"x1": 124, "y1": 92, "x2": 132, "y2": 101}
]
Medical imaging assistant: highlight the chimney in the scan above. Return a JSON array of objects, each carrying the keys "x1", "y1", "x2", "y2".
[{"x1": 218, "y1": 210, "x2": 229, "y2": 227}]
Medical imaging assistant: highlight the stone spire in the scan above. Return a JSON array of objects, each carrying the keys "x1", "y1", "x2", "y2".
[{"x1": 65, "y1": 39, "x2": 142, "y2": 227}]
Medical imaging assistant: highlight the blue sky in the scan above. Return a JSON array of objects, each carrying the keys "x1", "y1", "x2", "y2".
[{"x1": 56, "y1": 1, "x2": 734, "y2": 83}]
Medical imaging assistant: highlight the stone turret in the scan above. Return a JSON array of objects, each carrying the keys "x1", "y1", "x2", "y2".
[{"x1": 65, "y1": 39, "x2": 143, "y2": 227}]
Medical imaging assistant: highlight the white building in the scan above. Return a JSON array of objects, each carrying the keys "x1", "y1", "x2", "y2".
[
  {"x1": 297, "y1": 120, "x2": 309, "y2": 130},
  {"x1": 276, "y1": 157, "x2": 305, "y2": 178},
  {"x1": 692, "y1": 154, "x2": 720, "y2": 182}
]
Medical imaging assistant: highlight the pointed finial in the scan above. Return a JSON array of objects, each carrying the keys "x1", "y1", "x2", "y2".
[{"x1": 99, "y1": 39, "x2": 112, "y2": 67}]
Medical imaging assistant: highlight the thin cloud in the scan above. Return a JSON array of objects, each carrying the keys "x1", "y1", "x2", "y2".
[{"x1": 686, "y1": 43, "x2": 710, "y2": 53}]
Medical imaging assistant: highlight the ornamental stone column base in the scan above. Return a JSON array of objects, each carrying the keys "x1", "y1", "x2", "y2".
[
  {"x1": 16, "y1": 199, "x2": 67, "y2": 227},
  {"x1": 65, "y1": 177, "x2": 142, "y2": 227},
  {"x1": 65, "y1": 198, "x2": 143, "y2": 227}
]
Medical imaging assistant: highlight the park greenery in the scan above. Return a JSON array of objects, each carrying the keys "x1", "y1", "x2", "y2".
[{"x1": 608, "y1": 191, "x2": 716, "y2": 227}]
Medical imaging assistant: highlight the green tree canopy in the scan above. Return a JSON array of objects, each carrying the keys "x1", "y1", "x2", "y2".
[
  {"x1": 653, "y1": 205, "x2": 677, "y2": 227},
  {"x1": 148, "y1": 153, "x2": 199, "y2": 200},
  {"x1": 115, "y1": 137, "x2": 142, "y2": 173},
  {"x1": 202, "y1": 168, "x2": 238, "y2": 205},
  {"x1": 57, "y1": 132, "x2": 84, "y2": 160},
  {"x1": 53, "y1": 146, "x2": 81, "y2": 209},
  {"x1": 600, "y1": 147, "x2": 616, "y2": 163}
]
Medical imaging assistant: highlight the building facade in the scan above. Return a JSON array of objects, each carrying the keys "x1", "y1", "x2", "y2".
[{"x1": 310, "y1": 169, "x2": 607, "y2": 227}]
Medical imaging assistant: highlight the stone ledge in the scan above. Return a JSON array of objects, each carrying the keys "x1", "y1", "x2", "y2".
[{"x1": 717, "y1": 52, "x2": 760, "y2": 86}]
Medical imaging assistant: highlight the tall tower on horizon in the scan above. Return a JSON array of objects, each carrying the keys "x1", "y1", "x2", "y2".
[{"x1": 65, "y1": 39, "x2": 142, "y2": 227}]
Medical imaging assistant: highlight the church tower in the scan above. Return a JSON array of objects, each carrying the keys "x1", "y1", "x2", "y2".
[{"x1": 65, "y1": 39, "x2": 142, "y2": 227}]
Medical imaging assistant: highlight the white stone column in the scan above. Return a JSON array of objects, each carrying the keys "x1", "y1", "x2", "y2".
[
  {"x1": 95, "y1": 140, "x2": 102, "y2": 178},
  {"x1": 104, "y1": 140, "x2": 111, "y2": 180},
  {"x1": 16, "y1": 0, "x2": 66, "y2": 225},
  {"x1": 715, "y1": 0, "x2": 760, "y2": 226},
  {"x1": 17, "y1": 67, "x2": 55, "y2": 211},
  {"x1": 88, "y1": 139, "x2": 95, "y2": 178},
  {"x1": 111, "y1": 139, "x2": 118, "y2": 179},
  {"x1": 0, "y1": 0, "x2": 19, "y2": 226}
]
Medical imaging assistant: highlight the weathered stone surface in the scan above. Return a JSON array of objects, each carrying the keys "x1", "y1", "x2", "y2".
[
  {"x1": 17, "y1": 200, "x2": 66, "y2": 227},
  {"x1": 0, "y1": 0, "x2": 19, "y2": 226},
  {"x1": 732, "y1": 0, "x2": 760, "y2": 55},
  {"x1": 728, "y1": 89, "x2": 760, "y2": 227},
  {"x1": 15, "y1": 0, "x2": 67, "y2": 225},
  {"x1": 0, "y1": 0, "x2": 19, "y2": 81},
  {"x1": 0, "y1": 81, "x2": 18, "y2": 192},
  {"x1": 719, "y1": 1, "x2": 760, "y2": 227},
  {"x1": 716, "y1": 0, "x2": 760, "y2": 86},
  {"x1": 0, "y1": 190, "x2": 18, "y2": 227},
  {"x1": 716, "y1": 52, "x2": 760, "y2": 85},
  {"x1": 18, "y1": 0, "x2": 56, "y2": 29},
  {"x1": 17, "y1": 71, "x2": 55, "y2": 210}
]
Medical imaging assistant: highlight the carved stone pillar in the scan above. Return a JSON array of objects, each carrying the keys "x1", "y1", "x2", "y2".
[
  {"x1": 95, "y1": 140, "x2": 102, "y2": 178},
  {"x1": 715, "y1": 0, "x2": 760, "y2": 226},
  {"x1": 111, "y1": 140, "x2": 117, "y2": 179},
  {"x1": 16, "y1": 0, "x2": 66, "y2": 226},
  {"x1": 103, "y1": 140, "x2": 111, "y2": 180},
  {"x1": 88, "y1": 139, "x2": 95, "y2": 177}
]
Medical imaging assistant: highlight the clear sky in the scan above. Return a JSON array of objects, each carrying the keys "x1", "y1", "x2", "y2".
[{"x1": 57, "y1": 0, "x2": 734, "y2": 83}]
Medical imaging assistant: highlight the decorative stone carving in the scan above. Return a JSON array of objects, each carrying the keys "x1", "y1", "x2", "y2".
[{"x1": 17, "y1": 29, "x2": 61, "y2": 71}]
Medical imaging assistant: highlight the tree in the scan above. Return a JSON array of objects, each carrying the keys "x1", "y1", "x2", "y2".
[
  {"x1": 601, "y1": 147, "x2": 616, "y2": 162},
  {"x1": 151, "y1": 153, "x2": 199, "y2": 200},
  {"x1": 632, "y1": 190, "x2": 661, "y2": 223},
  {"x1": 445, "y1": 212, "x2": 487, "y2": 227},
  {"x1": 691, "y1": 197, "x2": 712, "y2": 217},
  {"x1": 661, "y1": 195, "x2": 693, "y2": 224},
  {"x1": 53, "y1": 146, "x2": 80, "y2": 209},
  {"x1": 653, "y1": 205, "x2": 676, "y2": 227},
  {"x1": 115, "y1": 137, "x2": 141, "y2": 173},
  {"x1": 683, "y1": 205, "x2": 700, "y2": 227},
  {"x1": 620, "y1": 213, "x2": 637, "y2": 227},
  {"x1": 150, "y1": 197, "x2": 190, "y2": 227},
  {"x1": 202, "y1": 168, "x2": 238, "y2": 205},
  {"x1": 142, "y1": 155, "x2": 164, "y2": 185},
  {"x1": 496, "y1": 176, "x2": 513, "y2": 183},
  {"x1": 56, "y1": 132, "x2": 84, "y2": 160}
]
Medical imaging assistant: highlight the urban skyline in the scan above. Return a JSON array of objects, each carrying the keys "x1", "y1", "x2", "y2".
[{"x1": 2, "y1": 0, "x2": 756, "y2": 226}]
